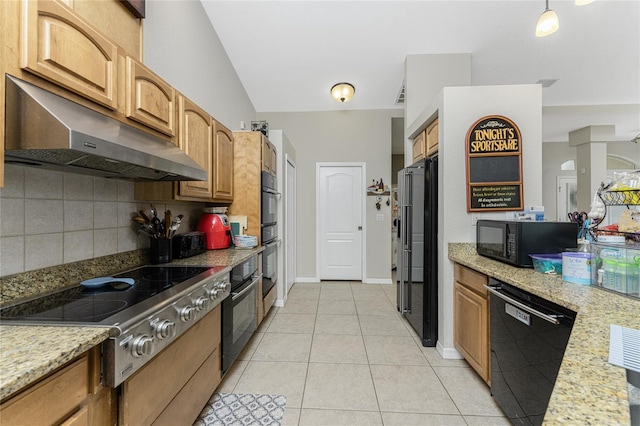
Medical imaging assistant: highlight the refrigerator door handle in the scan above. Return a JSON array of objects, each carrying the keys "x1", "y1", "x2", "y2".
[{"x1": 405, "y1": 171, "x2": 413, "y2": 314}]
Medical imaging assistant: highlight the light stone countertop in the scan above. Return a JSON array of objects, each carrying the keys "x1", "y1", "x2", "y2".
[
  {"x1": 449, "y1": 242, "x2": 640, "y2": 425},
  {"x1": 0, "y1": 246, "x2": 263, "y2": 401},
  {"x1": 0, "y1": 325, "x2": 110, "y2": 400}
]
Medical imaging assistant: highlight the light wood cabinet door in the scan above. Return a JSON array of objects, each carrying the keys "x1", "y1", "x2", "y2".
[
  {"x1": 453, "y1": 264, "x2": 490, "y2": 384},
  {"x1": 426, "y1": 118, "x2": 439, "y2": 157},
  {"x1": 411, "y1": 130, "x2": 425, "y2": 163},
  {"x1": 262, "y1": 139, "x2": 277, "y2": 175},
  {"x1": 21, "y1": 0, "x2": 118, "y2": 110},
  {"x1": 177, "y1": 96, "x2": 213, "y2": 199},
  {"x1": 125, "y1": 56, "x2": 176, "y2": 136},
  {"x1": 212, "y1": 121, "x2": 234, "y2": 201}
]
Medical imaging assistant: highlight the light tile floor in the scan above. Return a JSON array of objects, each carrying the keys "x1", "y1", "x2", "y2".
[{"x1": 217, "y1": 281, "x2": 509, "y2": 426}]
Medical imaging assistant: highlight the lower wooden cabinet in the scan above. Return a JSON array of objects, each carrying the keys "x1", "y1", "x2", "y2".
[
  {"x1": 263, "y1": 283, "x2": 277, "y2": 319},
  {"x1": 453, "y1": 263, "x2": 490, "y2": 385},
  {"x1": 0, "y1": 346, "x2": 115, "y2": 426},
  {"x1": 119, "y1": 305, "x2": 221, "y2": 426}
]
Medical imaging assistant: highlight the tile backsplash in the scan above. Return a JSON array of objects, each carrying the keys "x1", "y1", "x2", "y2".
[{"x1": 0, "y1": 165, "x2": 205, "y2": 277}]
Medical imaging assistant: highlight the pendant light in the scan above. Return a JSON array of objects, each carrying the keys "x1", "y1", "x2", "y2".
[
  {"x1": 535, "y1": 0, "x2": 559, "y2": 37},
  {"x1": 330, "y1": 83, "x2": 355, "y2": 103}
]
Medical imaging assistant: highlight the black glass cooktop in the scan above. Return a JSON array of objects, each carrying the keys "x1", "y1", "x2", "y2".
[{"x1": 0, "y1": 266, "x2": 212, "y2": 323}]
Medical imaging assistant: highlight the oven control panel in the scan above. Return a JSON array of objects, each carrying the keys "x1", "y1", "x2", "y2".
[{"x1": 103, "y1": 271, "x2": 231, "y2": 388}]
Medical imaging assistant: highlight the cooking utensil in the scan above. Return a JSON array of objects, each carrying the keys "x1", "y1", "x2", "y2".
[
  {"x1": 132, "y1": 215, "x2": 148, "y2": 224},
  {"x1": 139, "y1": 210, "x2": 151, "y2": 223},
  {"x1": 168, "y1": 214, "x2": 183, "y2": 238},
  {"x1": 81, "y1": 277, "x2": 135, "y2": 289},
  {"x1": 165, "y1": 210, "x2": 172, "y2": 238}
]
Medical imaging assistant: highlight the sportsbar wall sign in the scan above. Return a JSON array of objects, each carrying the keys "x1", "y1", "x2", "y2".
[{"x1": 466, "y1": 115, "x2": 523, "y2": 212}]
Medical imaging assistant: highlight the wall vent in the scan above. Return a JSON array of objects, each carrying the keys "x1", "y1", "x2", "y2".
[{"x1": 395, "y1": 82, "x2": 405, "y2": 104}]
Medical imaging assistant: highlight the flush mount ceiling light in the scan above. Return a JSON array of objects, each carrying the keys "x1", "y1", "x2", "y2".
[
  {"x1": 536, "y1": 0, "x2": 559, "y2": 37},
  {"x1": 330, "y1": 82, "x2": 355, "y2": 103},
  {"x1": 575, "y1": 0, "x2": 595, "y2": 5}
]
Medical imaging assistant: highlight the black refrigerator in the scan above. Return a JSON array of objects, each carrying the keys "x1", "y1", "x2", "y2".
[{"x1": 396, "y1": 157, "x2": 438, "y2": 347}]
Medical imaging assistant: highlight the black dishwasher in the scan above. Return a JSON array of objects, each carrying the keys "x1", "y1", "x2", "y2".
[{"x1": 486, "y1": 278, "x2": 576, "y2": 425}]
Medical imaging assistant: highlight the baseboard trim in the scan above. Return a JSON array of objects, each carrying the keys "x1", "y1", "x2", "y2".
[
  {"x1": 295, "y1": 277, "x2": 321, "y2": 283},
  {"x1": 363, "y1": 278, "x2": 393, "y2": 285},
  {"x1": 437, "y1": 342, "x2": 464, "y2": 359}
]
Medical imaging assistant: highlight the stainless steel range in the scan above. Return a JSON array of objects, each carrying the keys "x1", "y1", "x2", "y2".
[{"x1": 0, "y1": 265, "x2": 230, "y2": 387}]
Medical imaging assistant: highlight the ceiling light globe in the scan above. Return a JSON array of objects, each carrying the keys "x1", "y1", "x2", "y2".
[
  {"x1": 536, "y1": 9, "x2": 559, "y2": 37},
  {"x1": 331, "y1": 83, "x2": 355, "y2": 103}
]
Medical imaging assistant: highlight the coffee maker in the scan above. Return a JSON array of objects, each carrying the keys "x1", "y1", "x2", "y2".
[{"x1": 196, "y1": 211, "x2": 232, "y2": 250}]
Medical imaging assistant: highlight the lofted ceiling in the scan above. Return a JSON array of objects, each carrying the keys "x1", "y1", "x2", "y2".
[{"x1": 201, "y1": 0, "x2": 640, "y2": 146}]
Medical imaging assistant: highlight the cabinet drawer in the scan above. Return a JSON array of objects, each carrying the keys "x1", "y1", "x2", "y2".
[
  {"x1": 60, "y1": 405, "x2": 89, "y2": 426},
  {"x1": 0, "y1": 355, "x2": 90, "y2": 426},
  {"x1": 454, "y1": 263, "x2": 488, "y2": 296},
  {"x1": 125, "y1": 56, "x2": 175, "y2": 136},
  {"x1": 21, "y1": 0, "x2": 118, "y2": 110},
  {"x1": 152, "y1": 347, "x2": 221, "y2": 426}
]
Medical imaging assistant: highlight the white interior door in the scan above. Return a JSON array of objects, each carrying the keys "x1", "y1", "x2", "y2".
[
  {"x1": 557, "y1": 176, "x2": 577, "y2": 221},
  {"x1": 318, "y1": 164, "x2": 364, "y2": 280},
  {"x1": 286, "y1": 156, "x2": 296, "y2": 294}
]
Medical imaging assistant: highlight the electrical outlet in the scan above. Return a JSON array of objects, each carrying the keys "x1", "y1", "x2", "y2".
[{"x1": 471, "y1": 214, "x2": 481, "y2": 226}]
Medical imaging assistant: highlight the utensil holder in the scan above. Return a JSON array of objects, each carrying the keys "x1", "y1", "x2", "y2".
[{"x1": 150, "y1": 238, "x2": 172, "y2": 264}]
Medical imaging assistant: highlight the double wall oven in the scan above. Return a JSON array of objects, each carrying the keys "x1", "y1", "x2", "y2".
[{"x1": 261, "y1": 171, "x2": 280, "y2": 300}]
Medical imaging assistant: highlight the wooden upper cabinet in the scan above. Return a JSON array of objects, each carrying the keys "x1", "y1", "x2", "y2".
[
  {"x1": 21, "y1": 0, "x2": 119, "y2": 109},
  {"x1": 262, "y1": 139, "x2": 277, "y2": 175},
  {"x1": 178, "y1": 95, "x2": 213, "y2": 200},
  {"x1": 411, "y1": 130, "x2": 425, "y2": 163},
  {"x1": 212, "y1": 121, "x2": 234, "y2": 201},
  {"x1": 426, "y1": 118, "x2": 439, "y2": 157},
  {"x1": 125, "y1": 56, "x2": 176, "y2": 136}
]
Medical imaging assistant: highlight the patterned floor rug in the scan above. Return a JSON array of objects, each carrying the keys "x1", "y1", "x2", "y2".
[{"x1": 194, "y1": 393, "x2": 287, "y2": 426}]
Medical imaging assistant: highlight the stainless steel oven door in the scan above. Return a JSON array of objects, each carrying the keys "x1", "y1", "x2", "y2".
[
  {"x1": 262, "y1": 240, "x2": 278, "y2": 298},
  {"x1": 261, "y1": 189, "x2": 278, "y2": 225},
  {"x1": 221, "y1": 273, "x2": 260, "y2": 374},
  {"x1": 262, "y1": 224, "x2": 277, "y2": 245}
]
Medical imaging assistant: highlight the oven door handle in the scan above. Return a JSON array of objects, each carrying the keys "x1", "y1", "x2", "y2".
[
  {"x1": 263, "y1": 188, "x2": 282, "y2": 198},
  {"x1": 484, "y1": 285, "x2": 560, "y2": 325},
  {"x1": 232, "y1": 274, "x2": 262, "y2": 301},
  {"x1": 264, "y1": 240, "x2": 279, "y2": 248}
]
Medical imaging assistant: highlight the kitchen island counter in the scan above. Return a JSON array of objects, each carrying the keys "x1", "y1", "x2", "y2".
[
  {"x1": 449, "y1": 242, "x2": 640, "y2": 425},
  {"x1": 0, "y1": 246, "x2": 263, "y2": 401}
]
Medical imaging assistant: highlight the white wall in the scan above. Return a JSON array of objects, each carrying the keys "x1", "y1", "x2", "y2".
[
  {"x1": 258, "y1": 110, "x2": 402, "y2": 283},
  {"x1": 542, "y1": 141, "x2": 640, "y2": 221},
  {"x1": 434, "y1": 84, "x2": 543, "y2": 358},
  {"x1": 405, "y1": 54, "x2": 471, "y2": 137},
  {"x1": 143, "y1": 0, "x2": 256, "y2": 129}
]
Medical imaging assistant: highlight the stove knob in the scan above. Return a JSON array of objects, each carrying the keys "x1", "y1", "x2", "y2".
[
  {"x1": 207, "y1": 288, "x2": 219, "y2": 300},
  {"x1": 156, "y1": 320, "x2": 176, "y2": 339},
  {"x1": 217, "y1": 281, "x2": 231, "y2": 292},
  {"x1": 194, "y1": 296, "x2": 207, "y2": 311},
  {"x1": 132, "y1": 334, "x2": 154, "y2": 357},
  {"x1": 180, "y1": 306, "x2": 195, "y2": 322}
]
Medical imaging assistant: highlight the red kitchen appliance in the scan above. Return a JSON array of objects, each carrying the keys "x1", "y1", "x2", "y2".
[{"x1": 196, "y1": 212, "x2": 232, "y2": 249}]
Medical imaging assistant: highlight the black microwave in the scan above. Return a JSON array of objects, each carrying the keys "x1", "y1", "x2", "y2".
[{"x1": 476, "y1": 220, "x2": 578, "y2": 267}]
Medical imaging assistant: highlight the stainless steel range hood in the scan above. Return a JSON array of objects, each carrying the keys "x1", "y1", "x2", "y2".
[{"x1": 5, "y1": 75, "x2": 207, "y2": 181}]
